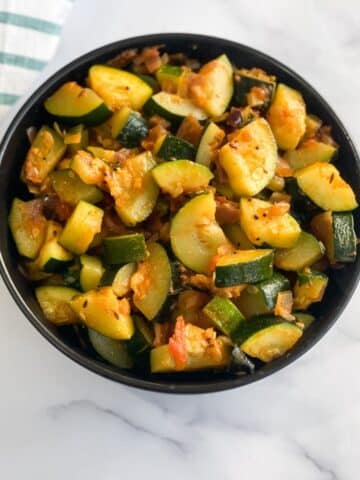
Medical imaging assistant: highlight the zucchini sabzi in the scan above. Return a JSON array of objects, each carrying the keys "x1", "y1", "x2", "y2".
[{"x1": 9, "y1": 44, "x2": 358, "y2": 376}]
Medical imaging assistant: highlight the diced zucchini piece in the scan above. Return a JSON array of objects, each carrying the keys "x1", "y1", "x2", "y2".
[
  {"x1": 170, "y1": 192, "x2": 232, "y2": 273},
  {"x1": 136, "y1": 73, "x2": 159, "y2": 91},
  {"x1": 235, "y1": 272, "x2": 290, "y2": 318},
  {"x1": 126, "y1": 315, "x2": 154, "y2": 356},
  {"x1": 189, "y1": 54, "x2": 233, "y2": 117},
  {"x1": 86, "y1": 146, "x2": 116, "y2": 163},
  {"x1": 22, "y1": 126, "x2": 66, "y2": 185},
  {"x1": 155, "y1": 64, "x2": 183, "y2": 91},
  {"x1": 151, "y1": 324, "x2": 231, "y2": 373},
  {"x1": 239, "y1": 197, "x2": 301, "y2": 248},
  {"x1": 284, "y1": 140, "x2": 336, "y2": 170},
  {"x1": 112, "y1": 263, "x2": 136, "y2": 297},
  {"x1": 103, "y1": 234, "x2": 147, "y2": 265},
  {"x1": 110, "y1": 106, "x2": 148, "y2": 148},
  {"x1": 195, "y1": 122, "x2": 225, "y2": 167},
  {"x1": 215, "y1": 249, "x2": 274, "y2": 287},
  {"x1": 143, "y1": 92, "x2": 207, "y2": 127},
  {"x1": 105, "y1": 151, "x2": 159, "y2": 226},
  {"x1": 222, "y1": 224, "x2": 255, "y2": 250},
  {"x1": 267, "y1": 83, "x2": 306, "y2": 150},
  {"x1": 295, "y1": 162, "x2": 358, "y2": 211},
  {"x1": 131, "y1": 242, "x2": 171, "y2": 321},
  {"x1": 235, "y1": 316, "x2": 303, "y2": 362},
  {"x1": 88, "y1": 328, "x2": 133, "y2": 369},
  {"x1": 219, "y1": 118, "x2": 277, "y2": 196},
  {"x1": 70, "y1": 286, "x2": 134, "y2": 339},
  {"x1": 304, "y1": 114, "x2": 322, "y2": 140},
  {"x1": 232, "y1": 70, "x2": 275, "y2": 111},
  {"x1": 35, "y1": 285, "x2": 80, "y2": 325},
  {"x1": 293, "y1": 270, "x2": 328, "y2": 310},
  {"x1": 88, "y1": 65, "x2": 153, "y2": 110},
  {"x1": 99, "y1": 266, "x2": 118, "y2": 287},
  {"x1": 44, "y1": 81, "x2": 111, "y2": 125},
  {"x1": 64, "y1": 124, "x2": 89, "y2": 155},
  {"x1": 8, "y1": 198, "x2": 47, "y2": 259},
  {"x1": 37, "y1": 221, "x2": 73, "y2": 273},
  {"x1": 152, "y1": 160, "x2": 213, "y2": 197},
  {"x1": 59, "y1": 201, "x2": 104, "y2": 255},
  {"x1": 70, "y1": 150, "x2": 106, "y2": 186},
  {"x1": 274, "y1": 231, "x2": 324, "y2": 271},
  {"x1": 203, "y1": 296, "x2": 245, "y2": 339},
  {"x1": 154, "y1": 133, "x2": 195, "y2": 161},
  {"x1": 311, "y1": 211, "x2": 357, "y2": 263},
  {"x1": 79, "y1": 255, "x2": 105, "y2": 291},
  {"x1": 50, "y1": 169, "x2": 103, "y2": 205},
  {"x1": 294, "y1": 312, "x2": 315, "y2": 329}
]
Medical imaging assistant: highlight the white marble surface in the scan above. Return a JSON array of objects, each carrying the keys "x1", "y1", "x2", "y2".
[{"x1": 1, "y1": 1, "x2": 360, "y2": 478}]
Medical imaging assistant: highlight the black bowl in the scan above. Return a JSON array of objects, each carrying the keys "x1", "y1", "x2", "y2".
[{"x1": 0, "y1": 33, "x2": 359, "y2": 394}]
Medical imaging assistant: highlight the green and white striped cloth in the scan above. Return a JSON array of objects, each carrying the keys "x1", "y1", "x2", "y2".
[{"x1": 0, "y1": 0, "x2": 73, "y2": 120}]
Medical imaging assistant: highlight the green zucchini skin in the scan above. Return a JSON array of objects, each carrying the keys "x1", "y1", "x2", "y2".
[
  {"x1": 333, "y1": 213, "x2": 357, "y2": 263},
  {"x1": 256, "y1": 273, "x2": 290, "y2": 309},
  {"x1": 274, "y1": 232, "x2": 325, "y2": 272},
  {"x1": 203, "y1": 296, "x2": 245, "y2": 339},
  {"x1": 114, "y1": 111, "x2": 148, "y2": 148},
  {"x1": 53, "y1": 103, "x2": 112, "y2": 126},
  {"x1": 50, "y1": 169, "x2": 103, "y2": 205},
  {"x1": 293, "y1": 312, "x2": 315, "y2": 329},
  {"x1": 232, "y1": 315, "x2": 285, "y2": 345},
  {"x1": 232, "y1": 73, "x2": 275, "y2": 111},
  {"x1": 88, "y1": 328, "x2": 133, "y2": 369},
  {"x1": 215, "y1": 251, "x2": 274, "y2": 287},
  {"x1": 126, "y1": 315, "x2": 154, "y2": 356},
  {"x1": 156, "y1": 134, "x2": 195, "y2": 161},
  {"x1": 103, "y1": 234, "x2": 147, "y2": 265},
  {"x1": 285, "y1": 178, "x2": 320, "y2": 224}
]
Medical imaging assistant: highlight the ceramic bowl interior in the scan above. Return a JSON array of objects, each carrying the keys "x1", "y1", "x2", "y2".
[{"x1": 0, "y1": 33, "x2": 359, "y2": 393}]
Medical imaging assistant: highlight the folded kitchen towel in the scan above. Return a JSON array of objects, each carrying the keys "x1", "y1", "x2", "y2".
[{"x1": 0, "y1": 0, "x2": 73, "y2": 121}]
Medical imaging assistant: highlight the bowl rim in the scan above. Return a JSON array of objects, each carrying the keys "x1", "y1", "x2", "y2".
[{"x1": 0, "y1": 32, "x2": 359, "y2": 394}]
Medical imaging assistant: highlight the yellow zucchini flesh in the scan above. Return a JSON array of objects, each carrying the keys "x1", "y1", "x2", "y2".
[
  {"x1": 219, "y1": 118, "x2": 277, "y2": 196},
  {"x1": 239, "y1": 197, "x2": 301, "y2": 248},
  {"x1": 88, "y1": 65, "x2": 153, "y2": 110},
  {"x1": 295, "y1": 162, "x2": 358, "y2": 211},
  {"x1": 70, "y1": 286, "x2": 134, "y2": 340},
  {"x1": 267, "y1": 83, "x2": 306, "y2": 150}
]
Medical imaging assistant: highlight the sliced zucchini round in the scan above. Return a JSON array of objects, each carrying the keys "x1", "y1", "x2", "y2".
[
  {"x1": 170, "y1": 192, "x2": 232, "y2": 273},
  {"x1": 239, "y1": 197, "x2": 301, "y2": 249},
  {"x1": 155, "y1": 133, "x2": 195, "y2": 161},
  {"x1": 44, "y1": 81, "x2": 111, "y2": 126},
  {"x1": 35, "y1": 285, "x2": 80, "y2": 325},
  {"x1": 152, "y1": 160, "x2": 213, "y2": 197},
  {"x1": 103, "y1": 233, "x2": 147, "y2": 265},
  {"x1": 267, "y1": 83, "x2": 306, "y2": 150},
  {"x1": 155, "y1": 64, "x2": 183, "y2": 91},
  {"x1": 238, "y1": 317, "x2": 303, "y2": 362},
  {"x1": 195, "y1": 121, "x2": 225, "y2": 167},
  {"x1": 110, "y1": 106, "x2": 148, "y2": 148},
  {"x1": 214, "y1": 249, "x2": 274, "y2": 287},
  {"x1": 222, "y1": 224, "x2": 255, "y2": 250},
  {"x1": 79, "y1": 255, "x2": 105, "y2": 292},
  {"x1": 88, "y1": 65, "x2": 153, "y2": 110},
  {"x1": 189, "y1": 54, "x2": 233, "y2": 117},
  {"x1": 219, "y1": 118, "x2": 277, "y2": 196},
  {"x1": 88, "y1": 328, "x2": 133, "y2": 369},
  {"x1": 143, "y1": 91, "x2": 207, "y2": 127},
  {"x1": 131, "y1": 242, "x2": 171, "y2": 321},
  {"x1": 274, "y1": 231, "x2": 324, "y2": 271},
  {"x1": 295, "y1": 162, "x2": 358, "y2": 211},
  {"x1": 50, "y1": 169, "x2": 103, "y2": 205},
  {"x1": 284, "y1": 140, "x2": 336, "y2": 170}
]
